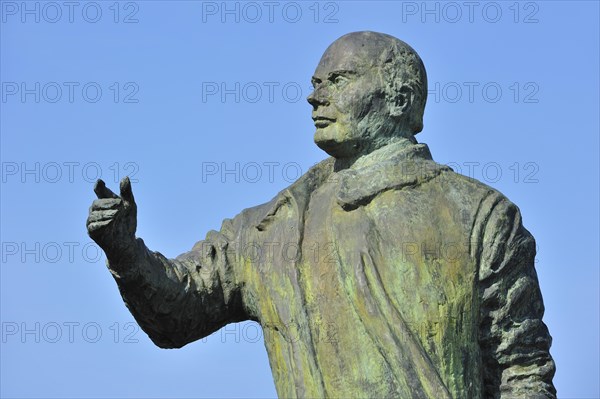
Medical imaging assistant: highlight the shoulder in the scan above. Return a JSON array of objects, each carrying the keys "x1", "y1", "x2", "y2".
[{"x1": 217, "y1": 157, "x2": 336, "y2": 234}]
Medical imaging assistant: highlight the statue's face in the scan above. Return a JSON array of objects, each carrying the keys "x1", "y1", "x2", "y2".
[{"x1": 307, "y1": 39, "x2": 395, "y2": 158}]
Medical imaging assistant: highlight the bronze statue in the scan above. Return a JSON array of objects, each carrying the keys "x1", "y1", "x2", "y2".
[{"x1": 87, "y1": 31, "x2": 556, "y2": 398}]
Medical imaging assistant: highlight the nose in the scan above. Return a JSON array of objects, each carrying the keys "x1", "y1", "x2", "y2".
[{"x1": 307, "y1": 86, "x2": 329, "y2": 109}]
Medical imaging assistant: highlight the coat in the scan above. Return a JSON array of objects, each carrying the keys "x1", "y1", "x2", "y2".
[{"x1": 110, "y1": 140, "x2": 556, "y2": 398}]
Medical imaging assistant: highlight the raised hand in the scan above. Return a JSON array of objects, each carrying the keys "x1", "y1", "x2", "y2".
[{"x1": 87, "y1": 177, "x2": 137, "y2": 260}]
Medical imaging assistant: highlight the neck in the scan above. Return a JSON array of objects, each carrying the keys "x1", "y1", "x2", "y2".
[{"x1": 333, "y1": 135, "x2": 417, "y2": 172}]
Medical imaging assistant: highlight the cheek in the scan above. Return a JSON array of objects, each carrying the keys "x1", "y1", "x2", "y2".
[
  {"x1": 353, "y1": 92, "x2": 382, "y2": 122},
  {"x1": 335, "y1": 91, "x2": 375, "y2": 123}
]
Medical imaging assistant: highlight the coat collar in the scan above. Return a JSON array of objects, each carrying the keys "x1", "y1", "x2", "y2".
[
  {"x1": 334, "y1": 141, "x2": 451, "y2": 210},
  {"x1": 256, "y1": 141, "x2": 450, "y2": 230}
]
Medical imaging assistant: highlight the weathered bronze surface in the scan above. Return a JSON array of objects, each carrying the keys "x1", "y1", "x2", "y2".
[{"x1": 87, "y1": 31, "x2": 556, "y2": 398}]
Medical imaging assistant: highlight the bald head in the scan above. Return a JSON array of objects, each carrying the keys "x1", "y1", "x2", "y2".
[
  {"x1": 318, "y1": 31, "x2": 428, "y2": 134},
  {"x1": 308, "y1": 31, "x2": 428, "y2": 160},
  {"x1": 318, "y1": 32, "x2": 408, "y2": 72}
]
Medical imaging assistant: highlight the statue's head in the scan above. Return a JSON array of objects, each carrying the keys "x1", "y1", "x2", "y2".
[{"x1": 307, "y1": 31, "x2": 427, "y2": 159}]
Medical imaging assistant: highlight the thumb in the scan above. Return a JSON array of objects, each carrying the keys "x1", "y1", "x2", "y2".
[
  {"x1": 94, "y1": 179, "x2": 118, "y2": 199},
  {"x1": 119, "y1": 176, "x2": 136, "y2": 205}
]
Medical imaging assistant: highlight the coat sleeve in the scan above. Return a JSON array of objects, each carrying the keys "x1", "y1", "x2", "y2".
[
  {"x1": 107, "y1": 217, "x2": 247, "y2": 349},
  {"x1": 477, "y1": 195, "x2": 556, "y2": 399}
]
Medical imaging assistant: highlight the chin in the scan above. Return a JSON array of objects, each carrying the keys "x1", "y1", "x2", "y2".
[{"x1": 314, "y1": 129, "x2": 358, "y2": 159}]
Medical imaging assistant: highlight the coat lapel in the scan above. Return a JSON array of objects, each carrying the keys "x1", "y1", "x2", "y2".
[{"x1": 254, "y1": 157, "x2": 335, "y2": 231}]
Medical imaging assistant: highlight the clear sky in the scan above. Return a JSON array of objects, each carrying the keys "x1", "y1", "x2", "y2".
[{"x1": 1, "y1": 1, "x2": 598, "y2": 398}]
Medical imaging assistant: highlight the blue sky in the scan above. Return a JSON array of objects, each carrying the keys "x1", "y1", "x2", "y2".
[{"x1": 1, "y1": 1, "x2": 598, "y2": 398}]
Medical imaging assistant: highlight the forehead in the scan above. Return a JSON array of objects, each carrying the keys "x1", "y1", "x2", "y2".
[{"x1": 313, "y1": 38, "x2": 385, "y2": 78}]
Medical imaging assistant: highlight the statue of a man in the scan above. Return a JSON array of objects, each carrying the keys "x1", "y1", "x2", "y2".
[{"x1": 87, "y1": 31, "x2": 556, "y2": 398}]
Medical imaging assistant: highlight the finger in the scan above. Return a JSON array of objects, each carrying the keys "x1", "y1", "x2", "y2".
[
  {"x1": 119, "y1": 177, "x2": 135, "y2": 205},
  {"x1": 87, "y1": 209, "x2": 119, "y2": 223},
  {"x1": 90, "y1": 198, "x2": 122, "y2": 210},
  {"x1": 87, "y1": 220, "x2": 113, "y2": 232},
  {"x1": 94, "y1": 179, "x2": 119, "y2": 199}
]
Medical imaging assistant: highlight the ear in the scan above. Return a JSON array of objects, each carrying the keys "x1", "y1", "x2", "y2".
[{"x1": 388, "y1": 85, "x2": 413, "y2": 118}]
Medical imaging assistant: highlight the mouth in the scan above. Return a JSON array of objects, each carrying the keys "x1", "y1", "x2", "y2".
[{"x1": 312, "y1": 116, "x2": 335, "y2": 128}]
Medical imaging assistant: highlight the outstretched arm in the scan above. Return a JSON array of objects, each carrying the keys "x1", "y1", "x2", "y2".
[
  {"x1": 87, "y1": 178, "x2": 246, "y2": 348},
  {"x1": 478, "y1": 196, "x2": 556, "y2": 399}
]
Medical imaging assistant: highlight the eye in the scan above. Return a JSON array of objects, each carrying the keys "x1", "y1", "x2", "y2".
[{"x1": 333, "y1": 75, "x2": 347, "y2": 85}]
